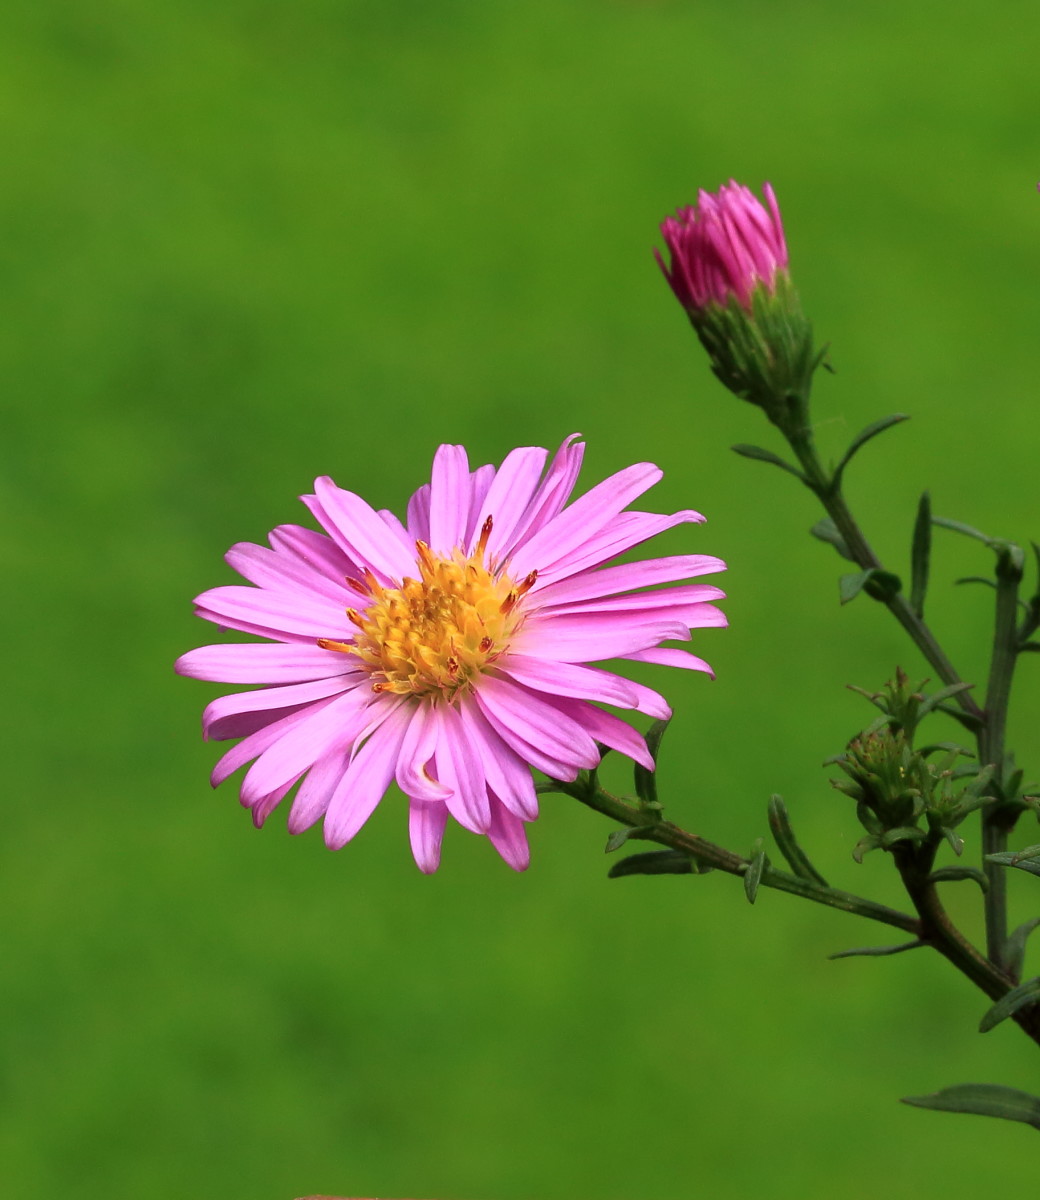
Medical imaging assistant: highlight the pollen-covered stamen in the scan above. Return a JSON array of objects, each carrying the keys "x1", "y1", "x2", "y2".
[{"x1": 318, "y1": 522, "x2": 529, "y2": 699}]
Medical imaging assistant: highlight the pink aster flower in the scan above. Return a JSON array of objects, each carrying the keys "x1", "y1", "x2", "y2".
[
  {"x1": 655, "y1": 180, "x2": 788, "y2": 313},
  {"x1": 175, "y1": 436, "x2": 726, "y2": 873}
]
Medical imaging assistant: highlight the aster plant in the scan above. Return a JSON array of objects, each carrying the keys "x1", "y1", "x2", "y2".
[{"x1": 178, "y1": 179, "x2": 1040, "y2": 1150}]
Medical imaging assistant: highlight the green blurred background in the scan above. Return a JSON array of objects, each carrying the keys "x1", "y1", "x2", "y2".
[{"x1": 4, "y1": 1, "x2": 1040, "y2": 1196}]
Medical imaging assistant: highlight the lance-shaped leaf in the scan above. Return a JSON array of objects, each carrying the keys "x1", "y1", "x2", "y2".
[
  {"x1": 902, "y1": 1084, "x2": 1040, "y2": 1131},
  {"x1": 916, "y1": 680, "x2": 976, "y2": 718},
  {"x1": 811, "y1": 517, "x2": 855, "y2": 562},
  {"x1": 829, "y1": 939, "x2": 925, "y2": 960},
  {"x1": 608, "y1": 850, "x2": 713, "y2": 878},
  {"x1": 933, "y1": 515, "x2": 994, "y2": 545},
  {"x1": 767, "y1": 794, "x2": 828, "y2": 887},
  {"x1": 928, "y1": 866, "x2": 988, "y2": 891},
  {"x1": 743, "y1": 837, "x2": 767, "y2": 904},
  {"x1": 633, "y1": 717, "x2": 670, "y2": 808},
  {"x1": 986, "y1": 846, "x2": 1040, "y2": 879},
  {"x1": 839, "y1": 568, "x2": 902, "y2": 605},
  {"x1": 910, "y1": 490, "x2": 931, "y2": 618},
  {"x1": 731, "y1": 443, "x2": 806, "y2": 481},
  {"x1": 979, "y1": 976, "x2": 1040, "y2": 1032},
  {"x1": 1006, "y1": 916, "x2": 1040, "y2": 983},
  {"x1": 605, "y1": 825, "x2": 663, "y2": 854},
  {"x1": 833, "y1": 413, "x2": 910, "y2": 483}
]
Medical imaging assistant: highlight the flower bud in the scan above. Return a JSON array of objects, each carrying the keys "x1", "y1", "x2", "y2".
[{"x1": 656, "y1": 181, "x2": 821, "y2": 429}]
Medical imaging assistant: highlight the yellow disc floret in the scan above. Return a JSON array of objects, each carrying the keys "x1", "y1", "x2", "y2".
[{"x1": 318, "y1": 517, "x2": 536, "y2": 700}]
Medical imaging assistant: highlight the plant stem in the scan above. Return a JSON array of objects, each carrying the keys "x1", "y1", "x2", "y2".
[
  {"x1": 787, "y1": 428, "x2": 983, "y2": 721},
  {"x1": 978, "y1": 557, "x2": 1023, "y2": 969},
  {"x1": 556, "y1": 779, "x2": 921, "y2": 936}
]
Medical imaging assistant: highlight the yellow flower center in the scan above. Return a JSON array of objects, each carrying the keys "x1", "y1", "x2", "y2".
[{"x1": 318, "y1": 517, "x2": 536, "y2": 699}]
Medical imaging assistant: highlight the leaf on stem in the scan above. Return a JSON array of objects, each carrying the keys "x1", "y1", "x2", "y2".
[
  {"x1": 1006, "y1": 916, "x2": 1040, "y2": 984},
  {"x1": 633, "y1": 717, "x2": 670, "y2": 808},
  {"x1": 811, "y1": 517, "x2": 855, "y2": 561},
  {"x1": 985, "y1": 847, "x2": 1040, "y2": 879},
  {"x1": 829, "y1": 939, "x2": 925, "y2": 960},
  {"x1": 608, "y1": 850, "x2": 711, "y2": 878},
  {"x1": 978, "y1": 976, "x2": 1040, "y2": 1033},
  {"x1": 839, "y1": 568, "x2": 902, "y2": 605},
  {"x1": 833, "y1": 413, "x2": 910, "y2": 483},
  {"x1": 731, "y1": 443, "x2": 806, "y2": 481},
  {"x1": 932, "y1": 516, "x2": 994, "y2": 545},
  {"x1": 902, "y1": 1084, "x2": 1040, "y2": 1131},
  {"x1": 767, "y1": 794, "x2": 829, "y2": 887},
  {"x1": 927, "y1": 866, "x2": 988, "y2": 891},
  {"x1": 910, "y1": 490, "x2": 931, "y2": 618},
  {"x1": 743, "y1": 838, "x2": 767, "y2": 904}
]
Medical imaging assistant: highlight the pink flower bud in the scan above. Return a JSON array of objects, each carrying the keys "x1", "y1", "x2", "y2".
[{"x1": 655, "y1": 181, "x2": 788, "y2": 313}]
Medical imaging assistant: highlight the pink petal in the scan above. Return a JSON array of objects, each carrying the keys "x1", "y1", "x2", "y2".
[
  {"x1": 508, "y1": 462, "x2": 663, "y2": 581},
  {"x1": 249, "y1": 776, "x2": 301, "y2": 828},
  {"x1": 474, "y1": 675, "x2": 600, "y2": 777},
  {"x1": 323, "y1": 701, "x2": 412, "y2": 849},
  {"x1": 396, "y1": 702, "x2": 452, "y2": 803},
  {"x1": 537, "y1": 582, "x2": 725, "y2": 618},
  {"x1": 194, "y1": 584, "x2": 355, "y2": 643},
  {"x1": 305, "y1": 476, "x2": 418, "y2": 583},
  {"x1": 433, "y1": 704, "x2": 492, "y2": 833},
  {"x1": 486, "y1": 800, "x2": 530, "y2": 871},
  {"x1": 239, "y1": 688, "x2": 378, "y2": 806},
  {"x1": 621, "y1": 647, "x2": 716, "y2": 677},
  {"x1": 210, "y1": 703, "x2": 328, "y2": 786},
  {"x1": 406, "y1": 482, "x2": 431, "y2": 543},
  {"x1": 513, "y1": 612, "x2": 692, "y2": 663},
  {"x1": 496, "y1": 654, "x2": 639, "y2": 709},
  {"x1": 542, "y1": 696, "x2": 654, "y2": 770},
  {"x1": 225, "y1": 540, "x2": 361, "y2": 607},
  {"x1": 409, "y1": 799, "x2": 448, "y2": 873},
  {"x1": 533, "y1": 554, "x2": 726, "y2": 607},
  {"x1": 176, "y1": 643, "x2": 356, "y2": 685},
  {"x1": 455, "y1": 699, "x2": 538, "y2": 821},
  {"x1": 269, "y1": 523, "x2": 364, "y2": 585},
  {"x1": 202, "y1": 677, "x2": 356, "y2": 741},
  {"x1": 471, "y1": 446, "x2": 549, "y2": 560},
  {"x1": 287, "y1": 746, "x2": 350, "y2": 834},
  {"x1": 428, "y1": 444, "x2": 472, "y2": 555}
]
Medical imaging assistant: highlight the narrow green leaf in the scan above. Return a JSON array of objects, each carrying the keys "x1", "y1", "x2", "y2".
[
  {"x1": 834, "y1": 413, "x2": 910, "y2": 479},
  {"x1": 767, "y1": 794, "x2": 829, "y2": 887},
  {"x1": 633, "y1": 717, "x2": 670, "y2": 808},
  {"x1": 731, "y1": 443, "x2": 805, "y2": 480},
  {"x1": 811, "y1": 517, "x2": 855, "y2": 561},
  {"x1": 917, "y1": 680, "x2": 976, "y2": 718},
  {"x1": 608, "y1": 850, "x2": 698, "y2": 878},
  {"x1": 986, "y1": 851, "x2": 1040, "y2": 879},
  {"x1": 1006, "y1": 916, "x2": 1040, "y2": 983},
  {"x1": 934, "y1": 701, "x2": 985, "y2": 732},
  {"x1": 910, "y1": 490, "x2": 931, "y2": 618},
  {"x1": 829, "y1": 939, "x2": 925, "y2": 960},
  {"x1": 743, "y1": 839, "x2": 767, "y2": 904},
  {"x1": 933, "y1": 515, "x2": 994, "y2": 544},
  {"x1": 954, "y1": 575, "x2": 997, "y2": 589},
  {"x1": 902, "y1": 1083, "x2": 1040, "y2": 1131},
  {"x1": 979, "y1": 976, "x2": 1040, "y2": 1032},
  {"x1": 928, "y1": 866, "x2": 988, "y2": 891},
  {"x1": 605, "y1": 828, "x2": 634, "y2": 853},
  {"x1": 840, "y1": 570, "x2": 873, "y2": 604}
]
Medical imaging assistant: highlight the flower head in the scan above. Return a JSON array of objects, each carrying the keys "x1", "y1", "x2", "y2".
[
  {"x1": 655, "y1": 180, "x2": 788, "y2": 314},
  {"x1": 176, "y1": 436, "x2": 725, "y2": 872}
]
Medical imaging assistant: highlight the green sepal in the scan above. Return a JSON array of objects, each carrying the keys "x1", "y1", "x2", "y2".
[
  {"x1": 979, "y1": 976, "x2": 1040, "y2": 1032},
  {"x1": 910, "y1": 490, "x2": 931, "y2": 618},
  {"x1": 1006, "y1": 916, "x2": 1040, "y2": 983},
  {"x1": 928, "y1": 866, "x2": 988, "y2": 891},
  {"x1": 730, "y1": 443, "x2": 806, "y2": 481},
  {"x1": 829, "y1": 939, "x2": 925, "y2": 960},
  {"x1": 811, "y1": 517, "x2": 855, "y2": 562},
  {"x1": 633, "y1": 717, "x2": 670, "y2": 808},
  {"x1": 743, "y1": 838, "x2": 767, "y2": 904},
  {"x1": 766, "y1": 794, "x2": 829, "y2": 887},
  {"x1": 856, "y1": 801, "x2": 884, "y2": 836},
  {"x1": 880, "y1": 826, "x2": 927, "y2": 849},
  {"x1": 608, "y1": 849, "x2": 710, "y2": 878},
  {"x1": 852, "y1": 833, "x2": 882, "y2": 863},
  {"x1": 839, "y1": 568, "x2": 902, "y2": 605},
  {"x1": 901, "y1": 1083, "x2": 1040, "y2": 1131},
  {"x1": 833, "y1": 413, "x2": 909, "y2": 484},
  {"x1": 938, "y1": 826, "x2": 965, "y2": 856}
]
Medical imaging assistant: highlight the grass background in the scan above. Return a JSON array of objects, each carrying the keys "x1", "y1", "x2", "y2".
[{"x1": 3, "y1": 1, "x2": 1040, "y2": 1197}]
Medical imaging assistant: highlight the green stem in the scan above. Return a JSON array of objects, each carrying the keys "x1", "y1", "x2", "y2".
[
  {"x1": 559, "y1": 780, "x2": 920, "y2": 936},
  {"x1": 978, "y1": 558, "x2": 1023, "y2": 969},
  {"x1": 787, "y1": 429, "x2": 983, "y2": 720}
]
